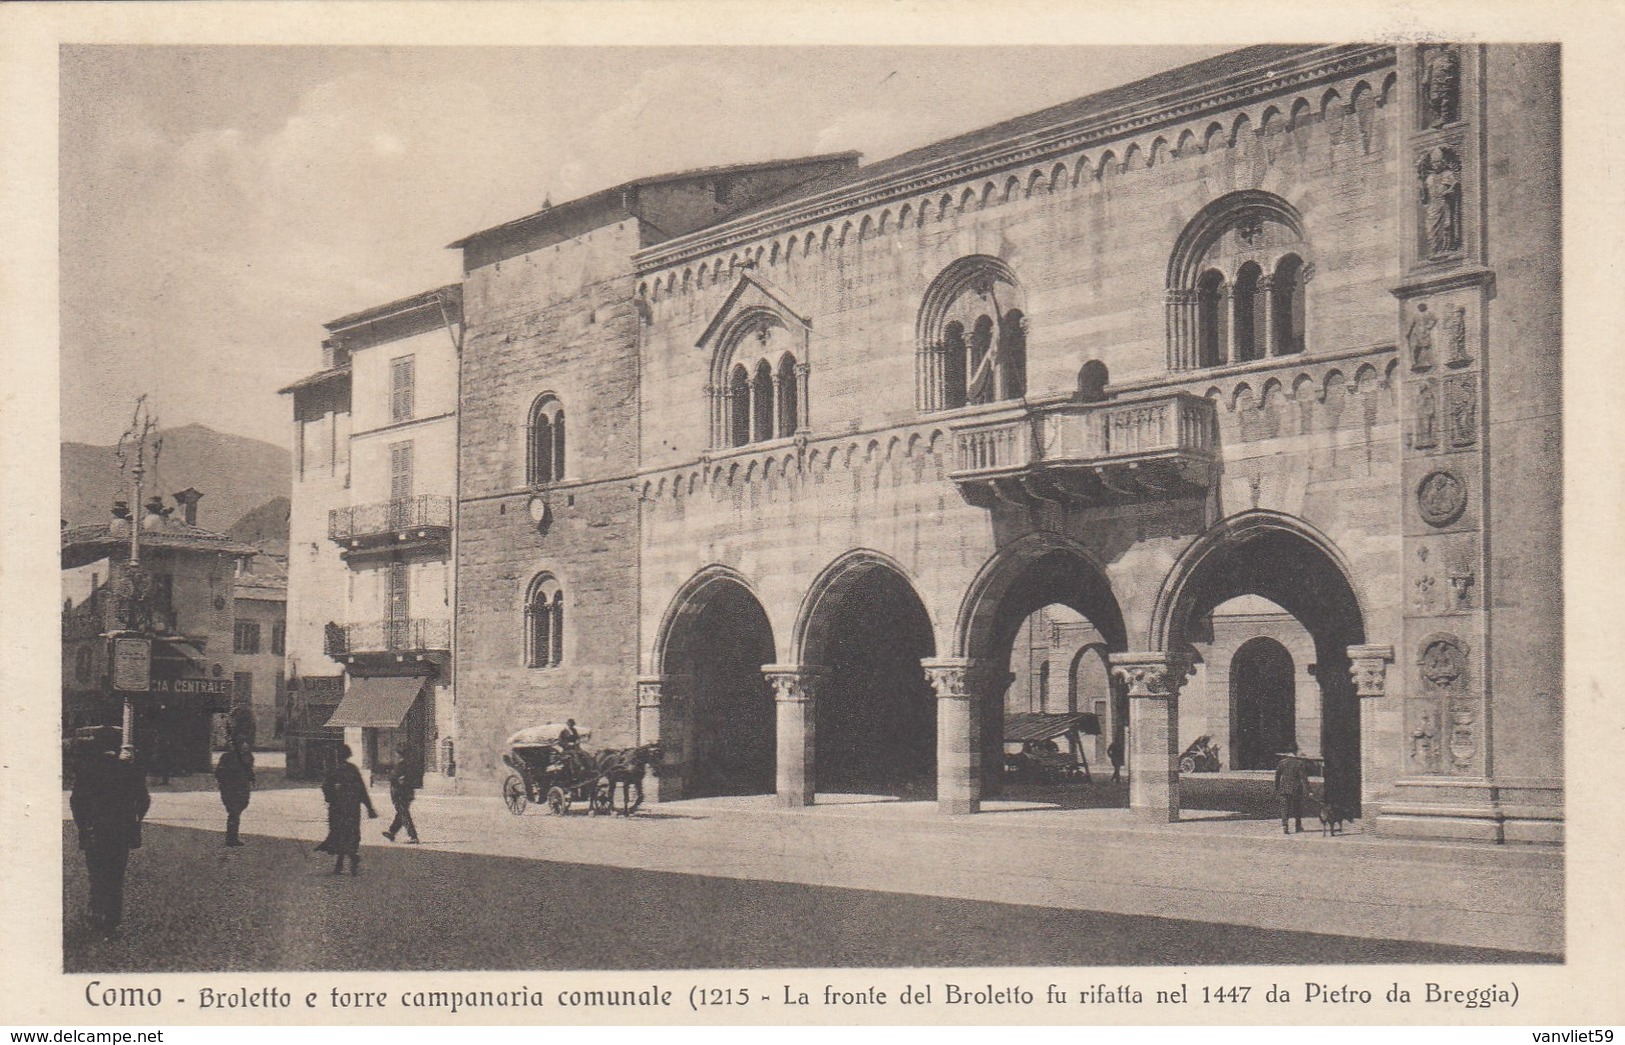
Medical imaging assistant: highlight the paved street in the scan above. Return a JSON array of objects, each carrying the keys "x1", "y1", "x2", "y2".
[{"x1": 62, "y1": 772, "x2": 1561, "y2": 971}]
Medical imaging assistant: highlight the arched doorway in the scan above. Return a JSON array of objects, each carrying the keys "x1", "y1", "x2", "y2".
[
  {"x1": 1229, "y1": 636, "x2": 1296, "y2": 770},
  {"x1": 659, "y1": 572, "x2": 776, "y2": 798},
  {"x1": 1156, "y1": 514, "x2": 1366, "y2": 813},
  {"x1": 798, "y1": 555, "x2": 936, "y2": 797},
  {"x1": 960, "y1": 539, "x2": 1127, "y2": 804}
]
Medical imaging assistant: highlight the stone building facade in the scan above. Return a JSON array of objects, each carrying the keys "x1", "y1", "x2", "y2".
[{"x1": 403, "y1": 44, "x2": 1557, "y2": 844}]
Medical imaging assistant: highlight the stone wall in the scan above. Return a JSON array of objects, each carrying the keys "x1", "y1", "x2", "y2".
[{"x1": 455, "y1": 222, "x2": 645, "y2": 780}]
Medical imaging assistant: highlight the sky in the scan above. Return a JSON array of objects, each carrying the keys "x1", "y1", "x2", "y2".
[{"x1": 59, "y1": 44, "x2": 1224, "y2": 450}]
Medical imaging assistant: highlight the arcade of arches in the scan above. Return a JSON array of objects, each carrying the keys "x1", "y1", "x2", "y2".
[{"x1": 639, "y1": 518, "x2": 1388, "y2": 822}]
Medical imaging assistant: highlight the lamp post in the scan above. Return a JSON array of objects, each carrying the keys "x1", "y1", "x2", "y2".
[{"x1": 114, "y1": 397, "x2": 161, "y2": 763}]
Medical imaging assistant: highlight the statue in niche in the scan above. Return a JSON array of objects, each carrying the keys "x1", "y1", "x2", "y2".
[
  {"x1": 1444, "y1": 303, "x2": 1472, "y2": 366},
  {"x1": 1415, "y1": 381, "x2": 1439, "y2": 449},
  {"x1": 1407, "y1": 302, "x2": 1437, "y2": 371},
  {"x1": 1421, "y1": 44, "x2": 1461, "y2": 129},
  {"x1": 1447, "y1": 376, "x2": 1477, "y2": 448},
  {"x1": 1419, "y1": 148, "x2": 1463, "y2": 260},
  {"x1": 1410, "y1": 708, "x2": 1439, "y2": 771}
]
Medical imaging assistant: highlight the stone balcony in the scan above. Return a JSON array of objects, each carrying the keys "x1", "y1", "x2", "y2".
[
  {"x1": 948, "y1": 393, "x2": 1219, "y2": 506},
  {"x1": 328, "y1": 495, "x2": 452, "y2": 557},
  {"x1": 324, "y1": 618, "x2": 451, "y2": 662}
]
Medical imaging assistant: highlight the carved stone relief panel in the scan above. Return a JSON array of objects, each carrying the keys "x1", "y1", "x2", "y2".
[
  {"x1": 1417, "y1": 146, "x2": 1463, "y2": 262},
  {"x1": 1412, "y1": 378, "x2": 1440, "y2": 451},
  {"x1": 1418, "y1": 633, "x2": 1468, "y2": 695},
  {"x1": 1445, "y1": 374, "x2": 1478, "y2": 448},
  {"x1": 1406, "y1": 698, "x2": 1442, "y2": 774},
  {"x1": 1417, "y1": 468, "x2": 1467, "y2": 528},
  {"x1": 1409, "y1": 535, "x2": 1479, "y2": 615},
  {"x1": 1448, "y1": 701, "x2": 1477, "y2": 772},
  {"x1": 1419, "y1": 44, "x2": 1462, "y2": 129},
  {"x1": 1407, "y1": 301, "x2": 1438, "y2": 372}
]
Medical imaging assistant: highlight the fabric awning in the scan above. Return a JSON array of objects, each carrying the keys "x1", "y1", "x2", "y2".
[
  {"x1": 1004, "y1": 712, "x2": 1102, "y2": 742},
  {"x1": 152, "y1": 638, "x2": 206, "y2": 663},
  {"x1": 325, "y1": 676, "x2": 424, "y2": 728}
]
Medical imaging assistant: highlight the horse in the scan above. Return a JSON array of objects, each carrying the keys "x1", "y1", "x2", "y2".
[{"x1": 593, "y1": 742, "x2": 662, "y2": 816}]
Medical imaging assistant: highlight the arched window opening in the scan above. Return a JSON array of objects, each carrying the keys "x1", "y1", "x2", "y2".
[
  {"x1": 966, "y1": 314, "x2": 996, "y2": 404},
  {"x1": 1076, "y1": 359, "x2": 1109, "y2": 403},
  {"x1": 525, "y1": 574, "x2": 563, "y2": 669},
  {"x1": 549, "y1": 591, "x2": 565, "y2": 668},
  {"x1": 1197, "y1": 270, "x2": 1228, "y2": 368},
  {"x1": 1271, "y1": 254, "x2": 1306, "y2": 356},
  {"x1": 729, "y1": 365, "x2": 751, "y2": 447},
  {"x1": 917, "y1": 256, "x2": 1026, "y2": 411},
  {"x1": 527, "y1": 394, "x2": 565, "y2": 485},
  {"x1": 1233, "y1": 262, "x2": 1264, "y2": 363},
  {"x1": 751, "y1": 359, "x2": 774, "y2": 443},
  {"x1": 1000, "y1": 309, "x2": 1028, "y2": 399},
  {"x1": 776, "y1": 353, "x2": 799, "y2": 437},
  {"x1": 942, "y1": 322, "x2": 968, "y2": 411}
]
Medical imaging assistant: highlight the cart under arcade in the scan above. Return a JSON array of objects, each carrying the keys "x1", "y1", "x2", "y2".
[
  {"x1": 1003, "y1": 712, "x2": 1100, "y2": 784},
  {"x1": 501, "y1": 724, "x2": 612, "y2": 816}
]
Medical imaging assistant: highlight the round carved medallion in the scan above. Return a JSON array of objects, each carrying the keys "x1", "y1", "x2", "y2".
[
  {"x1": 1417, "y1": 469, "x2": 1467, "y2": 527},
  {"x1": 1418, "y1": 635, "x2": 1467, "y2": 692}
]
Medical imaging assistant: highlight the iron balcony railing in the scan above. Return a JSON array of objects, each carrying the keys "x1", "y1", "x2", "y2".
[
  {"x1": 324, "y1": 618, "x2": 451, "y2": 657},
  {"x1": 328, "y1": 495, "x2": 453, "y2": 545}
]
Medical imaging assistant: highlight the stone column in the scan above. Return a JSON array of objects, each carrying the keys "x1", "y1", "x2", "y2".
[
  {"x1": 1110, "y1": 652, "x2": 1192, "y2": 822},
  {"x1": 1259, "y1": 274, "x2": 1277, "y2": 356},
  {"x1": 637, "y1": 675, "x2": 687, "y2": 802},
  {"x1": 1222, "y1": 286, "x2": 1237, "y2": 365},
  {"x1": 795, "y1": 362, "x2": 812, "y2": 434},
  {"x1": 1347, "y1": 644, "x2": 1395, "y2": 813},
  {"x1": 922, "y1": 658, "x2": 987, "y2": 814},
  {"x1": 763, "y1": 664, "x2": 822, "y2": 808}
]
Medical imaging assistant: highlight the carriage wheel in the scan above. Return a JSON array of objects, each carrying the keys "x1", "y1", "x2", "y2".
[
  {"x1": 503, "y1": 774, "x2": 527, "y2": 816},
  {"x1": 546, "y1": 786, "x2": 570, "y2": 815},
  {"x1": 1179, "y1": 755, "x2": 1197, "y2": 774}
]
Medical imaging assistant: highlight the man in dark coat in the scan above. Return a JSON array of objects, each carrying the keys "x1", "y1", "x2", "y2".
[
  {"x1": 214, "y1": 738, "x2": 254, "y2": 846},
  {"x1": 315, "y1": 744, "x2": 376, "y2": 875},
  {"x1": 382, "y1": 743, "x2": 421, "y2": 844},
  {"x1": 1107, "y1": 736, "x2": 1124, "y2": 784},
  {"x1": 1274, "y1": 750, "x2": 1310, "y2": 835},
  {"x1": 69, "y1": 726, "x2": 150, "y2": 939}
]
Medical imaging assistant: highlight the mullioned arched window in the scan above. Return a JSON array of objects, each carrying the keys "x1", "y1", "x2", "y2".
[
  {"x1": 1166, "y1": 191, "x2": 1313, "y2": 370},
  {"x1": 916, "y1": 256, "x2": 1027, "y2": 412},
  {"x1": 525, "y1": 573, "x2": 564, "y2": 668},
  {"x1": 527, "y1": 394, "x2": 566, "y2": 485}
]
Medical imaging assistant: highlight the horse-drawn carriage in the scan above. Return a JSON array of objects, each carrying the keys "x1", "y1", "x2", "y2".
[{"x1": 500, "y1": 725, "x2": 662, "y2": 818}]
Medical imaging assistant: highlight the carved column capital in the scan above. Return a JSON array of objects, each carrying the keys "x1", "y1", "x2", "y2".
[
  {"x1": 919, "y1": 657, "x2": 1008, "y2": 699},
  {"x1": 636, "y1": 675, "x2": 663, "y2": 709},
  {"x1": 762, "y1": 664, "x2": 825, "y2": 703},
  {"x1": 1346, "y1": 644, "x2": 1396, "y2": 699},
  {"x1": 1109, "y1": 651, "x2": 1193, "y2": 699}
]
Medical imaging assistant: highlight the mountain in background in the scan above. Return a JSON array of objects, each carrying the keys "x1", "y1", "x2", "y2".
[
  {"x1": 61, "y1": 424, "x2": 291, "y2": 543},
  {"x1": 225, "y1": 496, "x2": 291, "y2": 557}
]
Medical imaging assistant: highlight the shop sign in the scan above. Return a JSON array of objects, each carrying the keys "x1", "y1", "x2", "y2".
[{"x1": 111, "y1": 637, "x2": 151, "y2": 692}]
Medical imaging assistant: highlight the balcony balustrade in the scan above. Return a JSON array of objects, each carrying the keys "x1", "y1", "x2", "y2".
[
  {"x1": 324, "y1": 618, "x2": 451, "y2": 660},
  {"x1": 949, "y1": 393, "x2": 1218, "y2": 506},
  {"x1": 328, "y1": 495, "x2": 452, "y2": 554}
]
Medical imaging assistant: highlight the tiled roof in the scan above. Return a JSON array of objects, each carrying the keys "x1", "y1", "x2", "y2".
[
  {"x1": 276, "y1": 363, "x2": 350, "y2": 396},
  {"x1": 62, "y1": 520, "x2": 261, "y2": 570},
  {"x1": 743, "y1": 46, "x2": 1321, "y2": 212}
]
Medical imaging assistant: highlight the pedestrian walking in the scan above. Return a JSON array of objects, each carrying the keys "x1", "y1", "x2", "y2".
[
  {"x1": 382, "y1": 743, "x2": 422, "y2": 844},
  {"x1": 314, "y1": 744, "x2": 377, "y2": 876},
  {"x1": 69, "y1": 726, "x2": 150, "y2": 940},
  {"x1": 214, "y1": 737, "x2": 254, "y2": 847},
  {"x1": 1274, "y1": 750, "x2": 1309, "y2": 835},
  {"x1": 1107, "y1": 736, "x2": 1124, "y2": 784}
]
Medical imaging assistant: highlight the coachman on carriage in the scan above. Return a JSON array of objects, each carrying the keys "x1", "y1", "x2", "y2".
[{"x1": 500, "y1": 725, "x2": 662, "y2": 818}]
